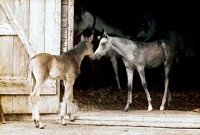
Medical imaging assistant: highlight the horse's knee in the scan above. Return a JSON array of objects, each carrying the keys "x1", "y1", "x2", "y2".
[
  {"x1": 141, "y1": 82, "x2": 147, "y2": 89},
  {"x1": 63, "y1": 94, "x2": 73, "y2": 102},
  {"x1": 30, "y1": 94, "x2": 39, "y2": 104}
]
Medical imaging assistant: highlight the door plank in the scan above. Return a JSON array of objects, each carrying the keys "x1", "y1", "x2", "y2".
[
  {"x1": 45, "y1": 0, "x2": 61, "y2": 55},
  {"x1": 29, "y1": 0, "x2": 45, "y2": 53}
]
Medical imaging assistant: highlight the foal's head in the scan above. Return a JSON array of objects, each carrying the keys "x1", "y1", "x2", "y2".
[
  {"x1": 81, "y1": 34, "x2": 95, "y2": 60},
  {"x1": 94, "y1": 32, "x2": 111, "y2": 59}
]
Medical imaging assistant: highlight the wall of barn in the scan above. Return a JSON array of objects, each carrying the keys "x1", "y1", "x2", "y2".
[{"x1": 61, "y1": 0, "x2": 74, "y2": 52}]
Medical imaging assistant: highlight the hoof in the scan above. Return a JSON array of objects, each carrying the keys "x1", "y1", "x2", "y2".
[
  {"x1": 117, "y1": 87, "x2": 121, "y2": 90},
  {"x1": 62, "y1": 123, "x2": 67, "y2": 126},
  {"x1": 34, "y1": 120, "x2": 39, "y2": 128},
  {"x1": 147, "y1": 109, "x2": 153, "y2": 112},
  {"x1": 123, "y1": 109, "x2": 128, "y2": 112},
  {"x1": 148, "y1": 105, "x2": 153, "y2": 111},
  {"x1": 165, "y1": 106, "x2": 172, "y2": 110},
  {"x1": 165, "y1": 103, "x2": 172, "y2": 110},
  {"x1": 70, "y1": 116, "x2": 78, "y2": 122},
  {"x1": 56, "y1": 119, "x2": 59, "y2": 124},
  {"x1": 160, "y1": 105, "x2": 164, "y2": 110},
  {"x1": 39, "y1": 125, "x2": 44, "y2": 129}
]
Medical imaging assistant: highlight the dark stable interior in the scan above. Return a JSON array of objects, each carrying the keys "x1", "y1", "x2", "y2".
[{"x1": 72, "y1": 0, "x2": 200, "y2": 92}]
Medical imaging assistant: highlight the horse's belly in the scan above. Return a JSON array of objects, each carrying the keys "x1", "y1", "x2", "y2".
[
  {"x1": 144, "y1": 45, "x2": 164, "y2": 68},
  {"x1": 145, "y1": 54, "x2": 164, "y2": 68},
  {"x1": 49, "y1": 57, "x2": 65, "y2": 79},
  {"x1": 49, "y1": 65, "x2": 65, "y2": 79},
  {"x1": 49, "y1": 70, "x2": 62, "y2": 79}
]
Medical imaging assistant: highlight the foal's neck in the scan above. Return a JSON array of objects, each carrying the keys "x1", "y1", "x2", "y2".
[
  {"x1": 74, "y1": 52, "x2": 86, "y2": 67},
  {"x1": 69, "y1": 44, "x2": 88, "y2": 67},
  {"x1": 110, "y1": 37, "x2": 136, "y2": 58}
]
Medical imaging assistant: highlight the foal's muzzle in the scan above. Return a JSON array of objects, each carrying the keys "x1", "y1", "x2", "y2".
[
  {"x1": 87, "y1": 54, "x2": 95, "y2": 60},
  {"x1": 94, "y1": 54, "x2": 102, "y2": 60}
]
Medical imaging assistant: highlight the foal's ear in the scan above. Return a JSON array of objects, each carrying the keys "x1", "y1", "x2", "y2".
[
  {"x1": 81, "y1": 34, "x2": 85, "y2": 41},
  {"x1": 88, "y1": 34, "x2": 94, "y2": 42},
  {"x1": 97, "y1": 29, "x2": 104, "y2": 40},
  {"x1": 104, "y1": 32, "x2": 108, "y2": 38}
]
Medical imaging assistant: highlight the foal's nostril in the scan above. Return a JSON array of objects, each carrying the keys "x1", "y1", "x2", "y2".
[
  {"x1": 96, "y1": 55, "x2": 101, "y2": 60},
  {"x1": 94, "y1": 53, "x2": 101, "y2": 60}
]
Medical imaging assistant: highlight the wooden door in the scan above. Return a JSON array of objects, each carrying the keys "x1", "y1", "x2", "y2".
[{"x1": 0, "y1": 0, "x2": 61, "y2": 114}]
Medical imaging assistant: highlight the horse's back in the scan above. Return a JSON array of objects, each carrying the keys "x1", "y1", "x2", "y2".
[
  {"x1": 31, "y1": 53, "x2": 52, "y2": 61},
  {"x1": 29, "y1": 53, "x2": 53, "y2": 70},
  {"x1": 29, "y1": 53, "x2": 80, "y2": 80},
  {"x1": 146, "y1": 39, "x2": 175, "y2": 53}
]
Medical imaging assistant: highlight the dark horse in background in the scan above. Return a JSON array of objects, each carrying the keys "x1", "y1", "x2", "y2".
[
  {"x1": 136, "y1": 14, "x2": 200, "y2": 90},
  {"x1": 74, "y1": 8, "x2": 133, "y2": 90}
]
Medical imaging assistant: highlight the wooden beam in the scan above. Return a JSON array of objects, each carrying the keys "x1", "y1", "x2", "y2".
[
  {"x1": 0, "y1": 22, "x2": 17, "y2": 35},
  {"x1": 0, "y1": 0, "x2": 37, "y2": 57},
  {"x1": 61, "y1": 1, "x2": 68, "y2": 52},
  {"x1": 67, "y1": 0, "x2": 74, "y2": 50},
  {"x1": 0, "y1": 78, "x2": 56, "y2": 95},
  {"x1": 62, "y1": 0, "x2": 74, "y2": 52}
]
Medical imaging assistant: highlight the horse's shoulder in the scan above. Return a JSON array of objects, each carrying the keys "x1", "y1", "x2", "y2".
[{"x1": 60, "y1": 53, "x2": 80, "y2": 76}]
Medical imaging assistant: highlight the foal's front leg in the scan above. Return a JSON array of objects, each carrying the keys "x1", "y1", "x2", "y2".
[
  {"x1": 59, "y1": 78, "x2": 76, "y2": 125},
  {"x1": 110, "y1": 55, "x2": 121, "y2": 89},
  {"x1": 137, "y1": 67, "x2": 153, "y2": 111}
]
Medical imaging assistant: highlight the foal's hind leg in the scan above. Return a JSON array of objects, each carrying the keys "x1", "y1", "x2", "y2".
[
  {"x1": 30, "y1": 75, "x2": 38, "y2": 127},
  {"x1": 159, "y1": 66, "x2": 172, "y2": 110},
  {"x1": 166, "y1": 89, "x2": 172, "y2": 109},
  {"x1": 160, "y1": 62, "x2": 171, "y2": 110},
  {"x1": 30, "y1": 76, "x2": 46, "y2": 129}
]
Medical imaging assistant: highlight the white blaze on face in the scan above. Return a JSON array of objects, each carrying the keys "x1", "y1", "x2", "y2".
[{"x1": 99, "y1": 37, "x2": 108, "y2": 50}]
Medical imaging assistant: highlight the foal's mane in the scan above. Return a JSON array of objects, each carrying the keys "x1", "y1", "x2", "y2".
[
  {"x1": 105, "y1": 33, "x2": 134, "y2": 41},
  {"x1": 66, "y1": 39, "x2": 88, "y2": 55}
]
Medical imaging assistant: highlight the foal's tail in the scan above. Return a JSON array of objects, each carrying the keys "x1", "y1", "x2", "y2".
[{"x1": 26, "y1": 59, "x2": 33, "y2": 88}]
